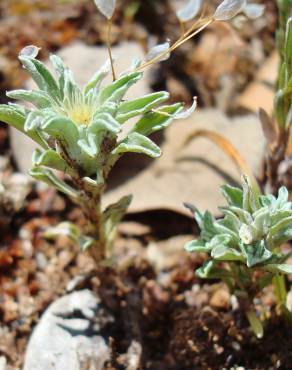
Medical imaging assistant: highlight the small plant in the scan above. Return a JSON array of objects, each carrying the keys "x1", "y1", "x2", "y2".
[
  {"x1": 0, "y1": 45, "x2": 195, "y2": 263},
  {"x1": 185, "y1": 175, "x2": 292, "y2": 338},
  {"x1": 0, "y1": 0, "x2": 263, "y2": 265}
]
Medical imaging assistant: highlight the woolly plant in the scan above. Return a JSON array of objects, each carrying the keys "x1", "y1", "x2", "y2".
[{"x1": 186, "y1": 175, "x2": 292, "y2": 338}]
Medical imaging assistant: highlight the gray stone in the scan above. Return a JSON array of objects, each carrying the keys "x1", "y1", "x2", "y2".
[
  {"x1": 10, "y1": 41, "x2": 152, "y2": 174},
  {"x1": 23, "y1": 290, "x2": 110, "y2": 370}
]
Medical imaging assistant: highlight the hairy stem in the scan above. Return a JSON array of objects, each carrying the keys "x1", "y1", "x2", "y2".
[{"x1": 72, "y1": 175, "x2": 107, "y2": 264}]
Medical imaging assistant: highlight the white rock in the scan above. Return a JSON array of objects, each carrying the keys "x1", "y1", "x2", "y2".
[
  {"x1": 23, "y1": 290, "x2": 110, "y2": 370},
  {"x1": 10, "y1": 41, "x2": 151, "y2": 174}
]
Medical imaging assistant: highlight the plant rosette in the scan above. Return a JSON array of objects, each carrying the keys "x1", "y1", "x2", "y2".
[{"x1": 186, "y1": 175, "x2": 292, "y2": 338}]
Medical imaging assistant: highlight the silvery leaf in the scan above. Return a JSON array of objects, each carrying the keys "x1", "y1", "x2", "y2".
[
  {"x1": 243, "y1": 4, "x2": 265, "y2": 19},
  {"x1": 84, "y1": 59, "x2": 111, "y2": 93},
  {"x1": 214, "y1": 0, "x2": 246, "y2": 21},
  {"x1": 173, "y1": 97, "x2": 197, "y2": 119},
  {"x1": 176, "y1": 0, "x2": 203, "y2": 22},
  {"x1": 146, "y1": 41, "x2": 170, "y2": 62},
  {"x1": 44, "y1": 222, "x2": 95, "y2": 252},
  {"x1": 185, "y1": 239, "x2": 211, "y2": 253},
  {"x1": 19, "y1": 45, "x2": 40, "y2": 59},
  {"x1": 94, "y1": 0, "x2": 116, "y2": 19},
  {"x1": 114, "y1": 132, "x2": 161, "y2": 158}
]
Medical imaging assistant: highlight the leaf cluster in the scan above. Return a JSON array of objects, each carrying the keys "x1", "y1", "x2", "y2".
[
  {"x1": 0, "y1": 47, "x2": 190, "y2": 258},
  {"x1": 186, "y1": 176, "x2": 292, "y2": 292}
]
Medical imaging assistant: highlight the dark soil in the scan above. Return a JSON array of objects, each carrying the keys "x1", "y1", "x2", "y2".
[{"x1": 92, "y1": 263, "x2": 292, "y2": 370}]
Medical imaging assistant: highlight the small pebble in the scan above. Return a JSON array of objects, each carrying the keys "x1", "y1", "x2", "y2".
[
  {"x1": 214, "y1": 344, "x2": 224, "y2": 354},
  {"x1": 210, "y1": 289, "x2": 230, "y2": 309},
  {"x1": 36, "y1": 252, "x2": 48, "y2": 270},
  {"x1": 231, "y1": 341, "x2": 241, "y2": 351}
]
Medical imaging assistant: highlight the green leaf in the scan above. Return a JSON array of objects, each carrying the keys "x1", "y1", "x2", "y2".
[
  {"x1": 201, "y1": 211, "x2": 218, "y2": 240},
  {"x1": 82, "y1": 176, "x2": 104, "y2": 197},
  {"x1": 77, "y1": 133, "x2": 99, "y2": 158},
  {"x1": 208, "y1": 234, "x2": 232, "y2": 248},
  {"x1": 90, "y1": 112, "x2": 121, "y2": 135},
  {"x1": 44, "y1": 222, "x2": 94, "y2": 252},
  {"x1": 77, "y1": 113, "x2": 120, "y2": 158},
  {"x1": 246, "y1": 310, "x2": 264, "y2": 339},
  {"x1": 184, "y1": 203, "x2": 204, "y2": 228},
  {"x1": 214, "y1": 220, "x2": 239, "y2": 241},
  {"x1": 113, "y1": 132, "x2": 161, "y2": 158},
  {"x1": 102, "y1": 195, "x2": 133, "y2": 254},
  {"x1": 0, "y1": 104, "x2": 25, "y2": 131},
  {"x1": 220, "y1": 209, "x2": 241, "y2": 232},
  {"x1": 24, "y1": 111, "x2": 43, "y2": 132},
  {"x1": 63, "y1": 69, "x2": 82, "y2": 105},
  {"x1": 133, "y1": 103, "x2": 183, "y2": 136},
  {"x1": 267, "y1": 215, "x2": 292, "y2": 246},
  {"x1": 20, "y1": 45, "x2": 40, "y2": 59},
  {"x1": 245, "y1": 241, "x2": 273, "y2": 268},
  {"x1": 103, "y1": 195, "x2": 132, "y2": 234},
  {"x1": 84, "y1": 59, "x2": 111, "y2": 94},
  {"x1": 50, "y1": 54, "x2": 67, "y2": 98},
  {"x1": 211, "y1": 245, "x2": 244, "y2": 262},
  {"x1": 285, "y1": 17, "x2": 292, "y2": 76},
  {"x1": 266, "y1": 263, "x2": 292, "y2": 274},
  {"x1": 228, "y1": 206, "x2": 253, "y2": 224},
  {"x1": 259, "y1": 194, "x2": 275, "y2": 207},
  {"x1": 252, "y1": 206, "x2": 269, "y2": 234},
  {"x1": 269, "y1": 227, "x2": 292, "y2": 248},
  {"x1": 29, "y1": 167, "x2": 78, "y2": 199},
  {"x1": 0, "y1": 104, "x2": 46, "y2": 148},
  {"x1": 196, "y1": 260, "x2": 233, "y2": 279},
  {"x1": 7, "y1": 89, "x2": 51, "y2": 109},
  {"x1": 220, "y1": 184, "x2": 243, "y2": 207},
  {"x1": 278, "y1": 61, "x2": 287, "y2": 90},
  {"x1": 32, "y1": 149, "x2": 76, "y2": 175},
  {"x1": 41, "y1": 116, "x2": 80, "y2": 158},
  {"x1": 116, "y1": 91, "x2": 169, "y2": 123},
  {"x1": 273, "y1": 186, "x2": 290, "y2": 210},
  {"x1": 196, "y1": 260, "x2": 216, "y2": 278},
  {"x1": 98, "y1": 72, "x2": 142, "y2": 104},
  {"x1": 241, "y1": 174, "x2": 260, "y2": 213},
  {"x1": 19, "y1": 56, "x2": 61, "y2": 102},
  {"x1": 184, "y1": 239, "x2": 210, "y2": 253},
  {"x1": 172, "y1": 98, "x2": 197, "y2": 119},
  {"x1": 270, "y1": 210, "x2": 292, "y2": 226}
]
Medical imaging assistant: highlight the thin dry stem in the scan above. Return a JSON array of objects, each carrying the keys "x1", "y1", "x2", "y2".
[
  {"x1": 178, "y1": 128, "x2": 259, "y2": 188},
  {"x1": 137, "y1": 17, "x2": 214, "y2": 72},
  {"x1": 107, "y1": 19, "x2": 116, "y2": 81}
]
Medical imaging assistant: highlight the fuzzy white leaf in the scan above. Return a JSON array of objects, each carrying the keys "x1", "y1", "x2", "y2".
[
  {"x1": 243, "y1": 3, "x2": 265, "y2": 19},
  {"x1": 214, "y1": 0, "x2": 246, "y2": 21},
  {"x1": 146, "y1": 41, "x2": 170, "y2": 63},
  {"x1": 174, "y1": 97, "x2": 197, "y2": 119},
  {"x1": 176, "y1": 0, "x2": 203, "y2": 22},
  {"x1": 19, "y1": 45, "x2": 40, "y2": 59},
  {"x1": 94, "y1": 0, "x2": 116, "y2": 19}
]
